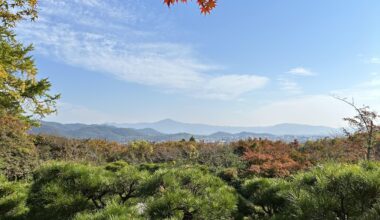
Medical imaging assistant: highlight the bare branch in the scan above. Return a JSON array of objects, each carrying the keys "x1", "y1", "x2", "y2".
[{"x1": 332, "y1": 95, "x2": 379, "y2": 160}]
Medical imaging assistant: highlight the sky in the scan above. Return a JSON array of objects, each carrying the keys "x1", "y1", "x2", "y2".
[{"x1": 17, "y1": 0, "x2": 380, "y2": 127}]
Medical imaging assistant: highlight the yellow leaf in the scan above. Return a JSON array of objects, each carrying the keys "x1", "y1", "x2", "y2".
[{"x1": 0, "y1": 65, "x2": 8, "y2": 79}]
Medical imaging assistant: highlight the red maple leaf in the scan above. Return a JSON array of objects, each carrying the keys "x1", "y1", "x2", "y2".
[{"x1": 164, "y1": 0, "x2": 217, "y2": 14}]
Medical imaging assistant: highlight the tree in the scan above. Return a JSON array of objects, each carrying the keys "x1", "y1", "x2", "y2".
[
  {"x1": 105, "y1": 161, "x2": 148, "y2": 204},
  {"x1": 334, "y1": 96, "x2": 379, "y2": 160},
  {"x1": 0, "y1": 174, "x2": 30, "y2": 219},
  {"x1": 242, "y1": 178, "x2": 289, "y2": 217},
  {"x1": 242, "y1": 139, "x2": 310, "y2": 177},
  {"x1": 188, "y1": 136, "x2": 195, "y2": 142},
  {"x1": 74, "y1": 201, "x2": 143, "y2": 220},
  {"x1": 164, "y1": 0, "x2": 217, "y2": 14},
  {"x1": 0, "y1": 0, "x2": 59, "y2": 181},
  {"x1": 0, "y1": 0, "x2": 38, "y2": 26},
  {"x1": 282, "y1": 162, "x2": 380, "y2": 220},
  {"x1": 27, "y1": 162, "x2": 149, "y2": 219},
  {"x1": 1, "y1": 0, "x2": 59, "y2": 123},
  {"x1": 144, "y1": 167, "x2": 237, "y2": 219},
  {"x1": 128, "y1": 140, "x2": 153, "y2": 162},
  {"x1": 27, "y1": 162, "x2": 104, "y2": 219},
  {"x1": 0, "y1": 114, "x2": 37, "y2": 180}
]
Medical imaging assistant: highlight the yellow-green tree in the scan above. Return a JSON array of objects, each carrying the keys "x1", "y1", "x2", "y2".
[
  {"x1": 0, "y1": 0, "x2": 59, "y2": 122},
  {"x1": 0, "y1": 0, "x2": 58, "y2": 180}
]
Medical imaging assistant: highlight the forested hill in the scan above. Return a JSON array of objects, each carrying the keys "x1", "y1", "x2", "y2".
[{"x1": 30, "y1": 121, "x2": 330, "y2": 143}]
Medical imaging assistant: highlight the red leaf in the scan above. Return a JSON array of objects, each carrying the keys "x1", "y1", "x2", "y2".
[{"x1": 164, "y1": 0, "x2": 217, "y2": 14}]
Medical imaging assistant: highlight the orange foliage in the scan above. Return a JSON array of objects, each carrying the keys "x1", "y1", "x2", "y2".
[
  {"x1": 302, "y1": 137, "x2": 366, "y2": 162},
  {"x1": 164, "y1": 0, "x2": 217, "y2": 14},
  {"x1": 238, "y1": 139, "x2": 311, "y2": 177},
  {"x1": 237, "y1": 136, "x2": 372, "y2": 178}
]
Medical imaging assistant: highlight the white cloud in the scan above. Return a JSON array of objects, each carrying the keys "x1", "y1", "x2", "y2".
[
  {"x1": 287, "y1": 67, "x2": 315, "y2": 76},
  {"x1": 369, "y1": 57, "x2": 380, "y2": 64},
  {"x1": 248, "y1": 73, "x2": 380, "y2": 127},
  {"x1": 18, "y1": 0, "x2": 268, "y2": 100},
  {"x1": 200, "y1": 75, "x2": 269, "y2": 100},
  {"x1": 48, "y1": 74, "x2": 380, "y2": 126},
  {"x1": 277, "y1": 77, "x2": 302, "y2": 94}
]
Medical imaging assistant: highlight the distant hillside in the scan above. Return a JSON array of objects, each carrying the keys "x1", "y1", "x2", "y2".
[
  {"x1": 30, "y1": 121, "x2": 332, "y2": 143},
  {"x1": 31, "y1": 122, "x2": 165, "y2": 142},
  {"x1": 109, "y1": 119, "x2": 337, "y2": 136},
  {"x1": 31, "y1": 122, "x2": 207, "y2": 142}
]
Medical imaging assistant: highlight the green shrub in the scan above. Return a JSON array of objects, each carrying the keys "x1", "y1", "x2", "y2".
[
  {"x1": 74, "y1": 201, "x2": 143, "y2": 220},
  {"x1": 106, "y1": 161, "x2": 148, "y2": 204},
  {"x1": 218, "y1": 167, "x2": 239, "y2": 182},
  {"x1": 144, "y1": 167, "x2": 238, "y2": 219},
  {"x1": 26, "y1": 161, "x2": 149, "y2": 219},
  {"x1": 242, "y1": 178, "x2": 289, "y2": 218},
  {"x1": 0, "y1": 175, "x2": 29, "y2": 220},
  {"x1": 282, "y1": 163, "x2": 380, "y2": 220},
  {"x1": 26, "y1": 162, "x2": 96, "y2": 219}
]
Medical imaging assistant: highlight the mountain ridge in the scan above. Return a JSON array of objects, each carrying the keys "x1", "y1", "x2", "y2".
[
  {"x1": 32, "y1": 121, "x2": 335, "y2": 143},
  {"x1": 108, "y1": 119, "x2": 337, "y2": 136}
]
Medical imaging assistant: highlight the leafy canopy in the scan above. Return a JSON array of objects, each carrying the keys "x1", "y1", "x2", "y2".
[
  {"x1": 0, "y1": 0, "x2": 59, "y2": 122},
  {"x1": 144, "y1": 167, "x2": 237, "y2": 219}
]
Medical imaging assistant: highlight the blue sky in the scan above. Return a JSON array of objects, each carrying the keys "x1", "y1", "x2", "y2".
[{"x1": 18, "y1": 0, "x2": 380, "y2": 127}]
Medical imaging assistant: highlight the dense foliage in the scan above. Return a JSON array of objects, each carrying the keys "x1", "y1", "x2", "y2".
[
  {"x1": 0, "y1": 0, "x2": 59, "y2": 122},
  {"x1": 1, "y1": 113, "x2": 379, "y2": 219},
  {"x1": 0, "y1": 174, "x2": 29, "y2": 219},
  {"x1": 0, "y1": 114, "x2": 37, "y2": 180},
  {"x1": 3, "y1": 154, "x2": 380, "y2": 219},
  {"x1": 22, "y1": 161, "x2": 236, "y2": 219}
]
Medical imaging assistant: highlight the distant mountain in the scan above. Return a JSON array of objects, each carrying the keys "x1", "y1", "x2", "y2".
[
  {"x1": 109, "y1": 119, "x2": 337, "y2": 136},
  {"x1": 30, "y1": 121, "x2": 331, "y2": 143},
  {"x1": 31, "y1": 121, "x2": 165, "y2": 142},
  {"x1": 31, "y1": 122, "x2": 208, "y2": 143}
]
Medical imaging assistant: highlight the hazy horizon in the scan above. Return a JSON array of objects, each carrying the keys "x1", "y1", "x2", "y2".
[{"x1": 42, "y1": 118, "x2": 339, "y2": 129}]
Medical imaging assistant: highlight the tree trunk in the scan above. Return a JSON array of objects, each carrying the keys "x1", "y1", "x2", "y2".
[
  {"x1": 182, "y1": 210, "x2": 193, "y2": 220},
  {"x1": 367, "y1": 137, "x2": 373, "y2": 160},
  {"x1": 367, "y1": 147, "x2": 371, "y2": 160}
]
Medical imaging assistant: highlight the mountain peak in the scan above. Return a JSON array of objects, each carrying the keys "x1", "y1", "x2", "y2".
[
  {"x1": 82, "y1": 119, "x2": 337, "y2": 136},
  {"x1": 156, "y1": 119, "x2": 179, "y2": 124}
]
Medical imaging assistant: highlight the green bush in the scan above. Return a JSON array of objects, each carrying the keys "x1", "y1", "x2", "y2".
[
  {"x1": 242, "y1": 178, "x2": 289, "y2": 218},
  {"x1": 0, "y1": 175, "x2": 29, "y2": 220},
  {"x1": 23, "y1": 162, "x2": 239, "y2": 219},
  {"x1": 144, "y1": 167, "x2": 238, "y2": 219},
  {"x1": 74, "y1": 201, "x2": 143, "y2": 220},
  {"x1": 26, "y1": 162, "x2": 96, "y2": 219},
  {"x1": 5, "y1": 156, "x2": 380, "y2": 219},
  {"x1": 281, "y1": 162, "x2": 380, "y2": 220},
  {"x1": 26, "y1": 161, "x2": 149, "y2": 219},
  {"x1": 105, "y1": 161, "x2": 148, "y2": 204}
]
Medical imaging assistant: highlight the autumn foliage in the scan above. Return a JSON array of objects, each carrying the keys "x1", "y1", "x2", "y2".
[
  {"x1": 235, "y1": 137, "x2": 372, "y2": 178},
  {"x1": 26, "y1": 134, "x2": 377, "y2": 181},
  {"x1": 164, "y1": 0, "x2": 217, "y2": 14},
  {"x1": 233, "y1": 139, "x2": 310, "y2": 177}
]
